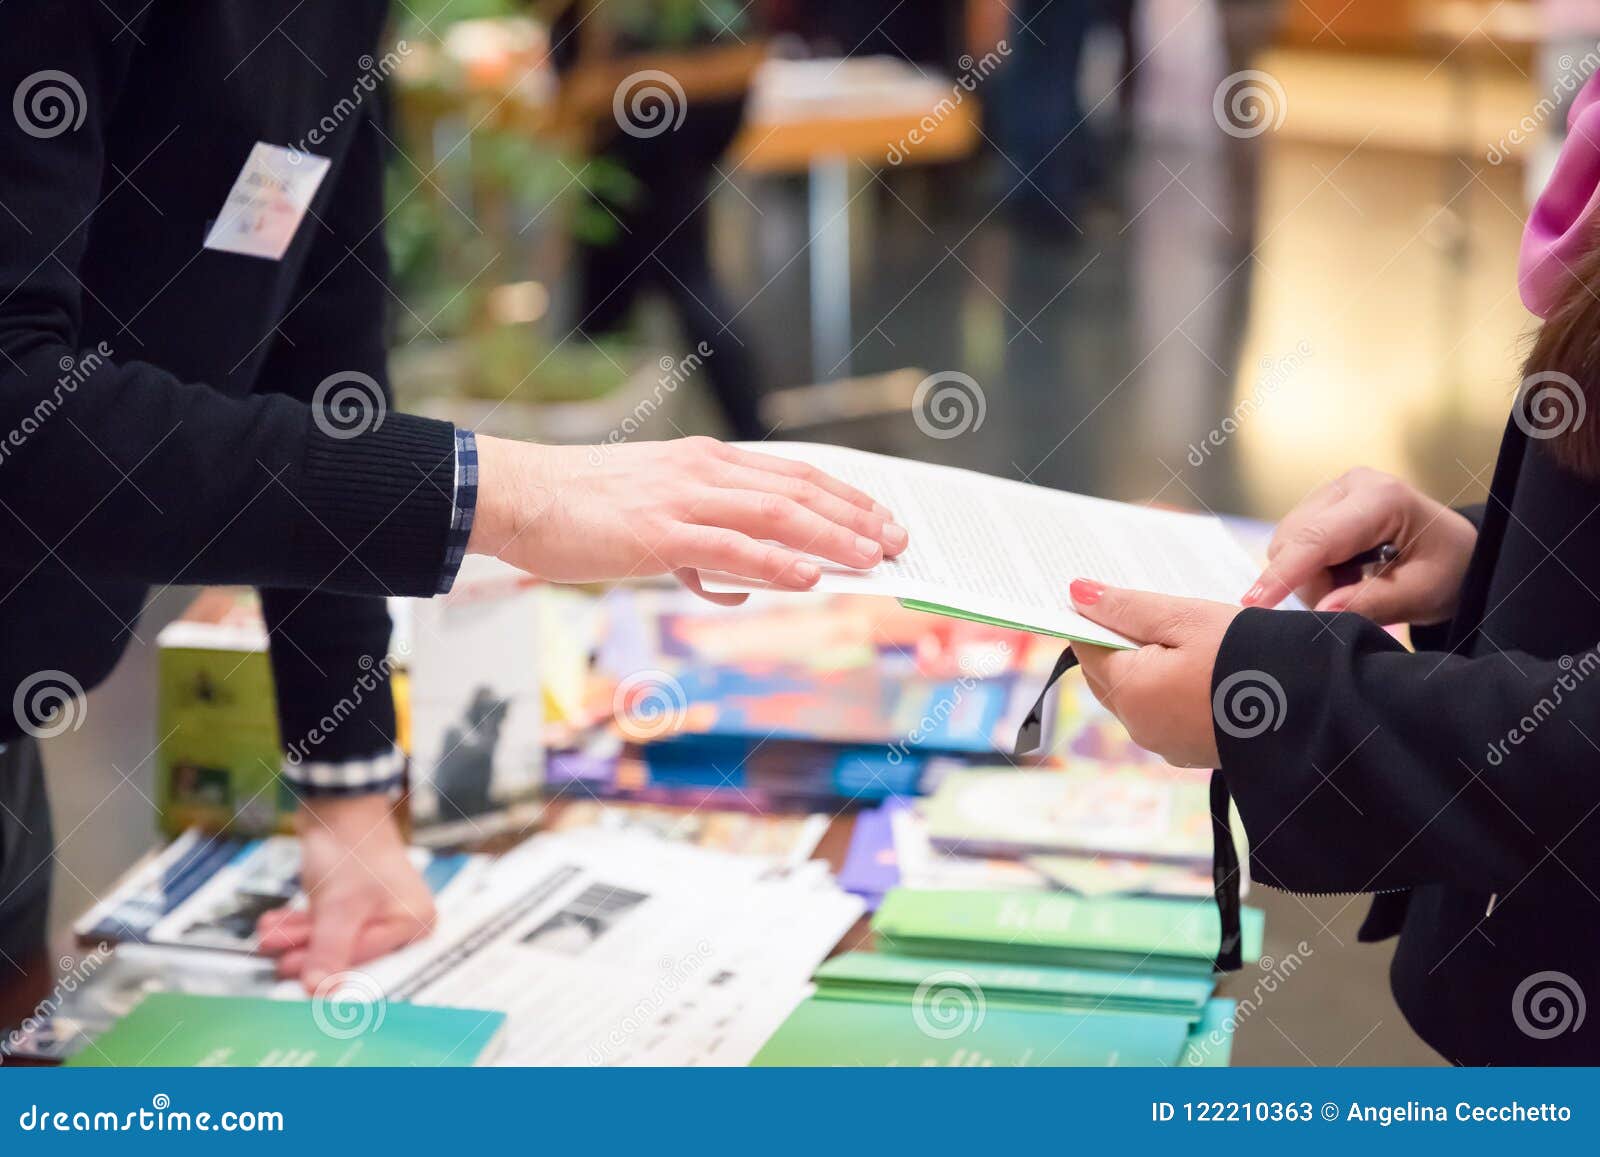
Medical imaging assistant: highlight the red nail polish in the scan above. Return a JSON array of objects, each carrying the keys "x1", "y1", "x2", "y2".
[
  {"x1": 1070, "y1": 579, "x2": 1105, "y2": 606},
  {"x1": 1242, "y1": 582, "x2": 1265, "y2": 605}
]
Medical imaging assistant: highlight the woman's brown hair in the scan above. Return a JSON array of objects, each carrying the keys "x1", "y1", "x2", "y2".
[{"x1": 1521, "y1": 225, "x2": 1600, "y2": 478}]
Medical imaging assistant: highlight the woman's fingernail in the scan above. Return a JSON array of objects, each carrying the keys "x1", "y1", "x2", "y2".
[
  {"x1": 854, "y1": 536, "x2": 881, "y2": 560},
  {"x1": 1320, "y1": 599, "x2": 1346, "y2": 614},
  {"x1": 883, "y1": 523, "x2": 909, "y2": 549},
  {"x1": 795, "y1": 561, "x2": 821, "y2": 584},
  {"x1": 1241, "y1": 582, "x2": 1265, "y2": 606},
  {"x1": 1069, "y1": 578, "x2": 1105, "y2": 606}
]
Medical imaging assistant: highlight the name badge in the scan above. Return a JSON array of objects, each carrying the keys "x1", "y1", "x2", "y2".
[{"x1": 202, "y1": 142, "x2": 331, "y2": 261}]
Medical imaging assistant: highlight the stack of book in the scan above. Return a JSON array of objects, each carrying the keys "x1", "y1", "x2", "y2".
[
  {"x1": 544, "y1": 585, "x2": 1056, "y2": 809},
  {"x1": 812, "y1": 952, "x2": 1214, "y2": 1019},
  {"x1": 871, "y1": 890, "x2": 1262, "y2": 976},
  {"x1": 752, "y1": 995, "x2": 1211, "y2": 1067},
  {"x1": 752, "y1": 889, "x2": 1259, "y2": 1067}
]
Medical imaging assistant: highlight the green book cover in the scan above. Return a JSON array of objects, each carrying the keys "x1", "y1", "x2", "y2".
[
  {"x1": 158, "y1": 639, "x2": 292, "y2": 837},
  {"x1": 751, "y1": 996, "x2": 1191, "y2": 1067},
  {"x1": 1178, "y1": 998, "x2": 1237, "y2": 1067},
  {"x1": 813, "y1": 952, "x2": 1213, "y2": 1019},
  {"x1": 872, "y1": 890, "x2": 1264, "y2": 972},
  {"x1": 66, "y1": 993, "x2": 505, "y2": 1068}
]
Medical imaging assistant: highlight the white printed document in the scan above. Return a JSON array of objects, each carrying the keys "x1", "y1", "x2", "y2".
[
  {"x1": 703, "y1": 443, "x2": 1262, "y2": 648},
  {"x1": 341, "y1": 830, "x2": 861, "y2": 1066}
]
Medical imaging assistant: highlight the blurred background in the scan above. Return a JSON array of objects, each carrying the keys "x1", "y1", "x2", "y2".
[{"x1": 39, "y1": 0, "x2": 1588, "y2": 1066}]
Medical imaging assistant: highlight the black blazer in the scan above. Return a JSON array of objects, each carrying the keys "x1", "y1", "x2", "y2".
[
  {"x1": 0, "y1": 3, "x2": 456, "y2": 757},
  {"x1": 1214, "y1": 417, "x2": 1600, "y2": 1064}
]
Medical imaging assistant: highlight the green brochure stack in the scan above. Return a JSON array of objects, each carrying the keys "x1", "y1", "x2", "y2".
[{"x1": 753, "y1": 889, "x2": 1259, "y2": 1067}]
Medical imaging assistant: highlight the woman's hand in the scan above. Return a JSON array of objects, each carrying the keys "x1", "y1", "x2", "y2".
[
  {"x1": 1068, "y1": 579, "x2": 1241, "y2": 768},
  {"x1": 469, "y1": 436, "x2": 907, "y2": 597},
  {"x1": 258, "y1": 795, "x2": 436, "y2": 993},
  {"x1": 1243, "y1": 467, "x2": 1476, "y2": 625}
]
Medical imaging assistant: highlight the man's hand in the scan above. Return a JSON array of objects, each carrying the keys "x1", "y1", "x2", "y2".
[
  {"x1": 258, "y1": 795, "x2": 435, "y2": 993},
  {"x1": 1242, "y1": 466, "x2": 1476, "y2": 625},
  {"x1": 1068, "y1": 579, "x2": 1242, "y2": 769},
  {"x1": 468, "y1": 436, "x2": 908, "y2": 597}
]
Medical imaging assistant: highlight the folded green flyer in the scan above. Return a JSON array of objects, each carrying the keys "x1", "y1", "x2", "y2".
[
  {"x1": 813, "y1": 951, "x2": 1213, "y2": 1020},
  {"x1": 871, "y1": 890, "x2": 1264, "y2": 975},
  {"x1": 1179, "y1": 998, "x2": 1238, "y2": 1067},
  {"x1": 66, "y1": 993, "x2": 505, "y2": 1068}
]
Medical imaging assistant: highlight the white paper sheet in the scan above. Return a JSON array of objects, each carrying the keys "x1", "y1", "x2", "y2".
[
  {"x1": 703, "y1": 443, "x2": 1263, "y2": 648},
  {"x1": 351, "y1": 831, "x2": 861, "y2": 1066}
]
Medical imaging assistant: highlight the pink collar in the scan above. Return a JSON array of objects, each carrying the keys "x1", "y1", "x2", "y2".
[{"x1": 1520, "y1": 73, "x2": 1600, "y2": 318}]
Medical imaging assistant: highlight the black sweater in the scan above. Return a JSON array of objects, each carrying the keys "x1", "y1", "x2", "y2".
[
  {"x1": 1216, "y1": 420, "x2": 1600, "y2": 1064},
  {"x1": 0, "y1": 2, "x2": 456, "y2": 767}
]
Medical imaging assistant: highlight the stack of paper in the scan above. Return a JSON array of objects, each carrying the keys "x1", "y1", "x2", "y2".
[
  {"x1": 32, "y1": 826, "x2": 863, "y2": 1068},
  {"x1": 918, "y1": 764, "x2": 1231, "y2": 899},
  {"x1": 871, "y1": 890, "x2": 1264, "y2": 977},
  {"x1": 703, "y1": 443, "x2": 1263, "y2": 648},
  {"x1": 887, "y1": 802, "x2": 1051, "y2": 892},
  {"x1": 74, "y1": 829, "x2": 478, "y2": 954},
  {"x1": 546, "y1": 800, "x2": 828, "y2": 865},
  {"x1": 923, "y1": 766, "x2": 1212, "y2": 862},
  {"x1": 355, "y1": 829, "x2": 864, "y2": 1066}
]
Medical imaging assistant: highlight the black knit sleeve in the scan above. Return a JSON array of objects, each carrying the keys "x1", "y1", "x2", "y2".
[{"x1": 0, "y1": 2, "x2": 454, "y2": 598}]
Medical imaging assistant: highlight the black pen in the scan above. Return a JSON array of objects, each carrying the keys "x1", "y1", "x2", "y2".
[
  {"x1": 1330, "y1": 542, "x2": 1399, "y2": 588},
  {"x1": 1345, "y1": 542, "x2": 1400, "y2": 568}
]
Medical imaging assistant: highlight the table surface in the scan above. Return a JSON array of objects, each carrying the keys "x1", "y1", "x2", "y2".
[
  {"x1": 0, "y1": 804, "x2": 874, "y2": 1066},
  {"x1": 5, "y1": 804, "x2": 1265, "y2": 1067}
]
